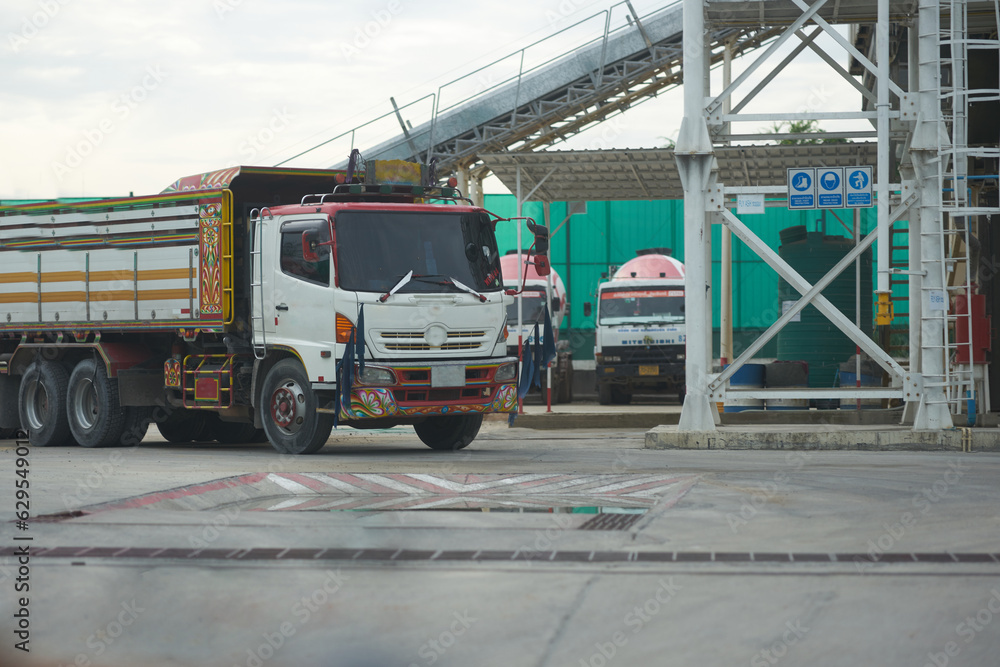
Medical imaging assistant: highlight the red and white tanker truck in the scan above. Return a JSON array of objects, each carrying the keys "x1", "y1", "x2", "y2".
[
  {"x1": 500, "y1": 251, "x2": 573, "y2": 403},
  {"x1": 589, "y1": 248, "x2": 686, "y2": 404}
]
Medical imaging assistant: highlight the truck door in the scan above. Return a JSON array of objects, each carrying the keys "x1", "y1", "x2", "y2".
[{"x1": 267, "y1": 217, "x2": 337, "y2": 352}]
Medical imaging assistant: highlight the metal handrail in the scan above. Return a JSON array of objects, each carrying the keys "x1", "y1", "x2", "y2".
[{"x1": 278, "y1": 1, "x2": 679, "y2": 168}]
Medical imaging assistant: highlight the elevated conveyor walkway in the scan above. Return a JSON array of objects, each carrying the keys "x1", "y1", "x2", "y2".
[{"x1": 290, "y1": 2, "x2": 779, "y2": 176}]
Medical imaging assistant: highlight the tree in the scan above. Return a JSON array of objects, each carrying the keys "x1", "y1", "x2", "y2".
[{"x1": 767, "y1": 120, "x2": 847, "y2": 145}]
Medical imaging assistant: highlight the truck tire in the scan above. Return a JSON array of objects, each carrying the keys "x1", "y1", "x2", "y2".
[
  {"x1": 207, "y1": 414, "x2": 260, "y2": 444},
  {"x1": 18, "y1": 361, "x2": 73, "y2": 447},
  {"x1": 0, "y1": 428, "x2": 19, "y2": 439},
  {"x1": 155, "y1": 408, "x2": 209, "y2": 443},
  {"x1": 260, "y1": 359, "x2": 333, "y2": 455},
  {"x1": 67, "y1": 358, "x2": 127, "y2": 448},
  {"x1": 611, "y1": 386, "x2": 631, "y2": 405},
  {"x1": 414, "y1": 414, "x2": 482, "y2": 451},
  {"x1": 597, "y1": 382, "x2": 612, "y2": 405},
  {"x1": 120, "y1": 407, "x2": 152, "y2": 446}
]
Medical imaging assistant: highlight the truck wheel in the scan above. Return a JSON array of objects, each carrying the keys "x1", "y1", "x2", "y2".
[
  {"x1": 414, "y1": 414, "x2": 482, "y2": 451},
  {"x1": 18, "y1": 361, "x2": 73, "y2": 447},
  {"x1": 155, "y1": 408, "x2": 209, "y2": 443},
  {"x1": 208, "y1": 414, "x2": 260, "y2": 444},
  {"x1": 120, "y1": 407, "x2": 152, "y2": 446},
  {"x1": 260, "y1": 359, "x2": 333, "y2": 455},
  {"x1": 67, "y1": 358, "x2": 127, "y2": 448},
  {"x1": 611, "y1": 386, "x2": 632, "y2": 405},
  {"x1": 597, "y1": 382, "x2": 612, "y2": 405}
]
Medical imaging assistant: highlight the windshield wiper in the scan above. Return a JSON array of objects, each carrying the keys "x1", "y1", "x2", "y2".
[
  {"x1": 409, "y1": 274, "x2": 488, "y2": 302},
  {"x1": 379, "y1": 272, "x2": 487, "y2": 302},
  {"x1": 444, "y1": 276, "x2": 487, "y2": 302},
  {"x1": 378, "y1": 270, "x2": 414, "y2": 302}
]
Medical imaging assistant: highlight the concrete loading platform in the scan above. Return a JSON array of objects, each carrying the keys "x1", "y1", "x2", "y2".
[{"x1": 499, "y1": 402, "x2": 1000, "y2": 452}]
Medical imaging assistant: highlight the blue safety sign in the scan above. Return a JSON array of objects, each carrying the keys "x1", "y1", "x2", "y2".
[
  {"x1": 846, "y1": 166, "x2": 874, "y2": 208},
  {"x1": 787, "y1": 168, "x2": 815, "y2": 209},
  {"x1": 817, "y1": 168, "x2": 844, "y2": 208}
]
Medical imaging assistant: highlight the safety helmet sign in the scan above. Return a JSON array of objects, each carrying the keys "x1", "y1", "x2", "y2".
[{"x1": 817, "y1": 168, "x2": 844, "y2": 208}]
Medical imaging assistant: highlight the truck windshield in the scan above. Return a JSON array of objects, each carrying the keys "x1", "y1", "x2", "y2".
[
  {"x1": 334, "y1": 210, "x2": 502, "y2": 294},
  {"x1": 599, "y1": 288, "x2": 684, "y2": 325},
  {"x1": 506, "y1": 293, "x2": 546, "y2": 325}
]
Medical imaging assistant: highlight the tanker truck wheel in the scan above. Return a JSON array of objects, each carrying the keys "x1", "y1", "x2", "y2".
[
  {"x1": 597, "y1": 382, "x2": 612, "y2": 405},
  {"x1": 414, "y1": 414, "x2": 482, "y2": 451},
  {"x1": 260, "y1": 359, "x2": 333, "y2": 455},
  {"x1": 18, "y1": 361, "x2": 73, "y2": 447},
  {"x1": 67, "y1": 358, "x2": 128, "y2": 448}
]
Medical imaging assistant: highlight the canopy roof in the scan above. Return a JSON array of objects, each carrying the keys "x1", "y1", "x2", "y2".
[{"x1": 481, "y1": 144, "x2": 879, "y2": 202}]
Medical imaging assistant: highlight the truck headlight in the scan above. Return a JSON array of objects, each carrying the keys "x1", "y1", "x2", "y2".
[
  {"x1": 495, "y1": 362, "x2": 518, "y2": 382},
  {"x1": 357, "y1": 365, "x2": 396, "y2": 386}
]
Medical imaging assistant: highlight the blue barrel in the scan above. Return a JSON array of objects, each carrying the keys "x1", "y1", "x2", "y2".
[
  {"x1": 724, "y1": 363, "x2": 766, "y2": 412},
  {"x1": 765, "y1": 360, "x2": 809, "y2": 410},
  {"x1": 838, "y1": 370, "x2": 882, "y2": 409}
]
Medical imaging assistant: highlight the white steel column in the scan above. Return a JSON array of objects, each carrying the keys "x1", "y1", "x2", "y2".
[
  {"x1": 676, "y1": 0, "x2": 718, "y2": 431},
  {"x1": 720, "y1": 40, "x2": 734, "y2": 366},
  {"x1": 876, "y1": 0, "x2": 892, "y2": 299},
  {"x1": 912, "y1": 0, "x2": 951, "y2": 429},
  {"x1": 902, "y1": 21, "x2": 923, "y2": 424}
]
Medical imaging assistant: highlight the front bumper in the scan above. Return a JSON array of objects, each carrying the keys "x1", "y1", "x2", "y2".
[
  {"x1": 332, "y1": 358, "x2": 518, "y2": 420},
  {"x1": 596, "y1": 362, "x2": 684, "y2": 388}
]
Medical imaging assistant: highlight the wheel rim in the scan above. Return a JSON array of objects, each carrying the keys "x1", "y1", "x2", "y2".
[
  {"x1": 24, "y1": 378, "x2": 47, "y2": 431},
  {"x1": 70, "y1": 377, "x2": 99, "y2": 433},
  {"x1": 270, "y1": 379, "x2": 304, "y2": 435}
]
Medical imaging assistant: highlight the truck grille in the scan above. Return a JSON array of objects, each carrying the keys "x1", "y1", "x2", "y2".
[{"x1": 377, "y1": 330, "x2": 486, "y2": 352}]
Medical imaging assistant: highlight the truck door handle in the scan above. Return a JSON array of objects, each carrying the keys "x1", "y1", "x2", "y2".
[{"x1": 276, "y1": 304, "x2": 288, "y2": 311}]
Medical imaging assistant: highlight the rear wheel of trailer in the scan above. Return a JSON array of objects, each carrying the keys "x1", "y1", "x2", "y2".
[
  {"x1": 67, "y1": 358, "x2": 128, "y2": 448},
  {"x1": 18, "y1": 361, "x2": 73, "y2": 447}
]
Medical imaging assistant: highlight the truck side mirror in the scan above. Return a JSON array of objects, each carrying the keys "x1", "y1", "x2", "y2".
[
  {"x1": 526, "y1": 220, "x2": 550, "y2": 276},
  {"x1": 302, "y1": 232, "x2": 319, "y2": 262},
  {"x1": 583, "y1": 302, "x2": 592, "y2": 317}
]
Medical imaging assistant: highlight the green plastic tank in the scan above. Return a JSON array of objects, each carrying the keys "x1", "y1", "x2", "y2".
[{"x1": 776, "y1": 226, "x2": 873, "y2": 389}]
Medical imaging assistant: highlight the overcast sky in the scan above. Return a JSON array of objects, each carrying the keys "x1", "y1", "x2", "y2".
[{"x1": 2, "y1": 0, "x2": 868, "y2": 200}]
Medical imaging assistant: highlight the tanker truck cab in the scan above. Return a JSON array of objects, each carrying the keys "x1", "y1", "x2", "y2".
[
  {"x1": 499, "y1": 251, "x2": 574, "y2": 403},
  {"x1": 592, "y1": 248, "x2": 686, "y2": 405},
  {"x1": 251, "y1": 172, "x2": 532, "y2": 453}
]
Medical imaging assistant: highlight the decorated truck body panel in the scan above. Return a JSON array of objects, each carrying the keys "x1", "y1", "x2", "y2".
[
  {"x1": 593, "y1": 249, "x2": 686, "y2": 405},
  {"x1": 0, "y1": 161, "x2": 544, "y2": 453}
]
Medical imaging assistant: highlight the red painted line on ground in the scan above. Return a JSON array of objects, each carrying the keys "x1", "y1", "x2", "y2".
[
  {"x1": 92, "y1": 472, "x2": 270, "y2": 510},
  {"x1": 277, "y1": 472, "x2": 334, "y2": 493}
]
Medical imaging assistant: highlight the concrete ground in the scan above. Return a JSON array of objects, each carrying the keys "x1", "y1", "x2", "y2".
[{"x1": 1, "y1": 411, "x2": 999, "y2": 667}]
